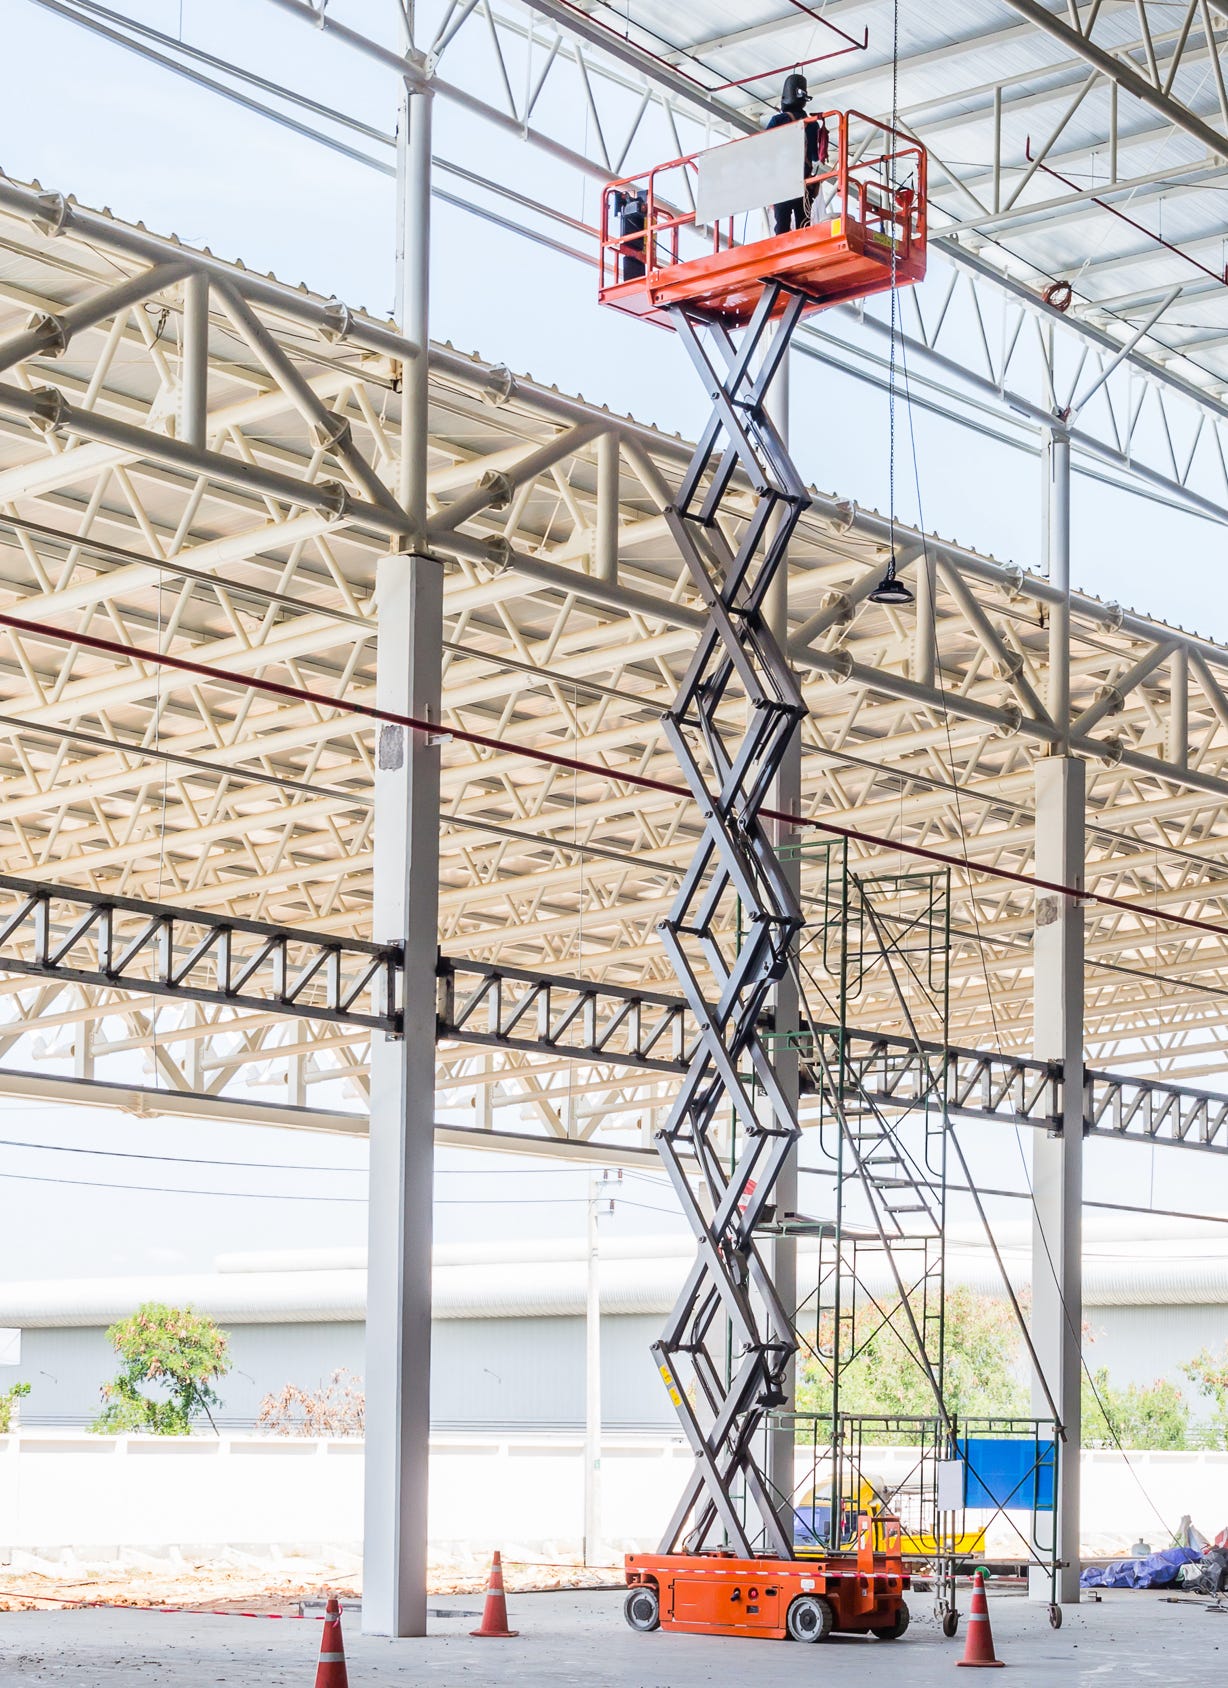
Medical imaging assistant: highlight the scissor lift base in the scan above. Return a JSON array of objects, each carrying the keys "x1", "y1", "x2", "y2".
[{"x1": 625, "y1": 1546, "x2": 910, "y2": 1641}]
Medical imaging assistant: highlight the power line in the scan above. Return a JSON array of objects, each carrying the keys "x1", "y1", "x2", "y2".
[
  {"x1": 0, "y1": 1166, "x2": 364, "y2": 1201},
  {"x1": 0, "y1": 1136, "x2": 653, "y2": 1176},
  {"x1": 0, "y1": 1165, "x2": 677, "y2": 1204}
]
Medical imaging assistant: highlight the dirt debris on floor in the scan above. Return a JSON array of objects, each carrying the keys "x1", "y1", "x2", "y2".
[{"x1": 0, "y1": 1549, "x2": 617, "y2": 1614}]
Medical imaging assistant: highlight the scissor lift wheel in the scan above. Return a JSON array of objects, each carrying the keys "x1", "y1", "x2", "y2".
[
  {"x1": 624, "y1": 1586, "x2": 660, "y2": 1632},
  {"x1": 786, "y1": 1594, "x2": 834, "y2": 1642},
  {"x1": 872, "y1": 1601, "x2": 911, "y2": 1641}
]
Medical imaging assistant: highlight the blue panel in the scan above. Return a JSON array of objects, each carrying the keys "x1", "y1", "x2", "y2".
[{"x1": 955, "y1": 1437, "x2": 1056, "y2": 1512}]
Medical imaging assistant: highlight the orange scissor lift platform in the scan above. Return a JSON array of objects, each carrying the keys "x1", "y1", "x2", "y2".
[
  {"x1": 624, "y1": 1515, "x2": 910, "y2": 1643},
  {"x1": 598, "y1": 111, "x2": 927, "y2": 329},
  {"x1": 603, "y1": 113, "x2": 928, "y2": 1650}
]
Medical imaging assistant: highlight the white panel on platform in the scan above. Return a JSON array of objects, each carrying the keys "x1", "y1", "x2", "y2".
[
  {"x1": 0, "y1": 1329, "x2": 19, "y2": 1366},
  {"x1": 936, "y1": 1458, "x2": 966, "y2": 1511},
  {"x1": 695, "y1": 124, "x2": 805, "y2": 225}
]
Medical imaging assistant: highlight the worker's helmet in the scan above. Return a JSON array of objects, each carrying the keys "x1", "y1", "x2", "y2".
[{"x1": 782, "y1": 72, "x2": 810, "y2": 111}]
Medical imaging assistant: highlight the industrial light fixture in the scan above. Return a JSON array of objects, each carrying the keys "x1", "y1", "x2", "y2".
[{"x1": 868, "y1": 553, "x2": 913, "y2": 606}]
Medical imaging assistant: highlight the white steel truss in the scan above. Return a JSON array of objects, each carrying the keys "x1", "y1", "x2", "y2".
[
  {"x1": 29, "y1": 0, "x2": 1228, "y2": 526},
  {"x1": 0, "y1": 177, "x2": 1225, "y2": 1150}
]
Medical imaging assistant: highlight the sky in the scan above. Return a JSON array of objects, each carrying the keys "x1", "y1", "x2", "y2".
[{"x1": 0, "y1": 0, "x2": 1225, "y2": 1296}]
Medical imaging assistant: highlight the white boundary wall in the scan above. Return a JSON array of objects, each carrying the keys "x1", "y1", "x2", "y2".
[
  {"x1": 0, "y1": 1431, "x2": 688, "y2": 1559},
  {"x1": 1, "y1": 1433, "x2": 1225, "y2": 1560}
]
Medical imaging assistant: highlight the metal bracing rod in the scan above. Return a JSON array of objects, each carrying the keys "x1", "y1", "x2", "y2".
[
  {"x1": 0, "y1": 259, "x2": 190, "y2": 375},
  {"x1": 1065, "y1": 287, "x2": 1184, "y2": 419},
  {"x1": 0, "y1": 179, "x2": 420, "y2": 364},
  {"x1": 1000, "y1": 0, "x2": 1228, "y2": 164},
  {"x1": 0, "y1": 378, "x2": 401, "y2": 537},
  {"x1": 213, "y1": 282, "x2": 406, "y2": 522},
  {"x1": 427, "y1": 420, "x2": 602, "y2": 535}
]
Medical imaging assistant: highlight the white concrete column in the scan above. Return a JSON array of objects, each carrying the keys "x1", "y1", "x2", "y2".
[
  {"x1": 363, "y1": 553, "x2": 443, "y2": 1638},
  {"x1": 1030, "y1": 754, "x2": 1084, "y2": 1605}
]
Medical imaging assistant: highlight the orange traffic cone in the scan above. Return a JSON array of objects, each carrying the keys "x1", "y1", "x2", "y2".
[
  {"x1": 470, "y1": 1550, "x2": 519, "y2": 1638},
  {"x1": 957, "y1": 1570, "x2": 1004, "y2": 1668},
  {"x1": 314, "y1": 1595, "x2": 349, "y2": 1687}
]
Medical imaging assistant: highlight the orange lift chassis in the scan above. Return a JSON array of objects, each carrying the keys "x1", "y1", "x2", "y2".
[{"x1": 597, "y1": 112, "x2": 927, "y2": 1644}]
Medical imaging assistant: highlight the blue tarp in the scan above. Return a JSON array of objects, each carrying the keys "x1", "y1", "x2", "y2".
[{"x1": 1080, "y1": 1548, "x2": 1200, "y2": 1589}]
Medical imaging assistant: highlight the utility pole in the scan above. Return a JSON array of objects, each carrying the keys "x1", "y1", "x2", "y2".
[{"x1": 584, "y1": 1170, "x2": 612, "y2": 1566}]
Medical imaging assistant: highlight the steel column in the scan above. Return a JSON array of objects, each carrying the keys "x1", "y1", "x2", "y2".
[
  {"x1": 913, "y1": 547, "x2": 937, "y2": 689},
  {"x1": 363, "y1": 26, "x2": 439, "y2": 1638},
  {"x1": 1030, "y1": 755, "x2": 1085, "y2": 1605},
  {"x1": 396, "y1": 61, "x2": 433, "y2": 544},
  {"x1": 1044, "y1": 427, "x2": 1072, "y2": 740},
  {"x1": 1169, "y1": 646, "x2": 1189, "y2": 767},
  {"x1": 595, "y1": 430, "x2": 620, "y2": 583},
  {"x1": 179, "y1": 272, "x2": 209, "y2": 450}
]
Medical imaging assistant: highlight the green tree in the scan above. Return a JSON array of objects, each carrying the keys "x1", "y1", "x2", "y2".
[
  {"x1": 1181, "y1": 1344, "x2": 1228, "y2": 1447},
  {"x1": 92, "y1": 1303, "x2": 230, "y2": 1436},
  {"x1": 0, "y1": 1381, "x2": 30, "y2": 1433},
  {"x1": 796, "y1": 1287, "x2": 1028, "y2": 1427},
  {"x1": 1081, "y1": 1366, "x2": 1189, "y2": 1451}
]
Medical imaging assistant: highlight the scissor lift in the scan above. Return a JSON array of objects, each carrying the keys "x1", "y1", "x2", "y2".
[
  {"x1": 599, "y1": 111, "x2": 926, "y2": 328},
  {"x1": 598, "y1": 112, "x2": 928, "y2": 1645}
]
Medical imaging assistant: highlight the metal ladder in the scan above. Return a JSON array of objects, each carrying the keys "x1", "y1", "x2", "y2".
[{"x1": 652, "y1": 280, "x2": 809, "y2": 1559}]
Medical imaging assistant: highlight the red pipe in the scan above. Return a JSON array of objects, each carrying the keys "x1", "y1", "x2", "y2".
[
  {"x1": 3, "y1": 606, "x2": 1225, "y2": 944},
  {"x1": 1024, "y1": 139, "x2": 1228, "y2": 292},
  {"x1": 542, "y1": 0, "x2": 867, "y2": 103},
  {"x1": 705, "y1": 45, "x2": 868, "y2": 96}
]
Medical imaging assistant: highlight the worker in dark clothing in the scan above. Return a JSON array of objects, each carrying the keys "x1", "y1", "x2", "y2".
[
  {"x1": 612, "y1": 188, "x2": 649, "y2": 281},
  {"x1": 766, "y1": 73, "x2": 829, "y2": 234}
]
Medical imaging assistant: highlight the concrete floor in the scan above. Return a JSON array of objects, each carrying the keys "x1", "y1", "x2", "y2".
[{"x1": 1, "y1": 1587, "x2": 1224, "y2": 1683}]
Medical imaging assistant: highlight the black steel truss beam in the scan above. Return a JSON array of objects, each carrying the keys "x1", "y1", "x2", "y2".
[
  {"x1": 0, "y1": 877, "x2": 1218, "y2": 1162},
  {"x1": 0, "y1": 872, "x2": 398, "y2": 1031},
  {"x1": 438, "y1": 958, "x2": 1228, "y2": 1159}
]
